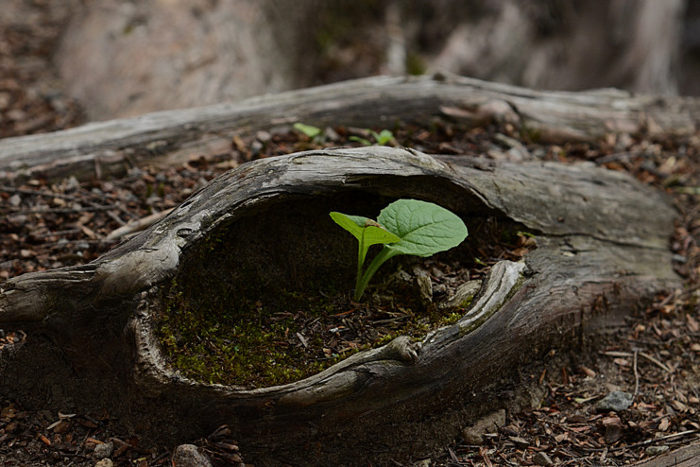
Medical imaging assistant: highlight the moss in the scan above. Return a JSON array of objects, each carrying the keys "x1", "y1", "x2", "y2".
[
  {"x1": 154, "y1": 275, "x2": 470, "y2": 388},
  {"x1": 158, "y1": 289, "x2": 334, "y2": 386},
  {"x1": 442, "y1": 310, "x2": 464, "y2": 325}
]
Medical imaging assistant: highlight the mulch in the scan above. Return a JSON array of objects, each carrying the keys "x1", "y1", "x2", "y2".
[{"x1": 1, "y1": 3, "x2": 699, "y2": 466}]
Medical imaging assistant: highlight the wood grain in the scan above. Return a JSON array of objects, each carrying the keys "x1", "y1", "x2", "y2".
[{"x1": 0, "y1": 74, "x2": 697, "y2": 183}]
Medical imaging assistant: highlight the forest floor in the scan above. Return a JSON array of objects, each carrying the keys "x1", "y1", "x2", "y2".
[{"x1": 1, "y1": 2, "x2": 699, "y2": 466}]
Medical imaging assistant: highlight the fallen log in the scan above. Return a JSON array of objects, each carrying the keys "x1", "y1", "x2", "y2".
[
  {"x1": 633, "y1": 442, "x2": 700, "y2": 467},
  {"x1": 0, "y1": 146, "x2": 678, "y2": 465},
  {"x1": 0, "y1": 74, "x2": 697, "y2": 183}
]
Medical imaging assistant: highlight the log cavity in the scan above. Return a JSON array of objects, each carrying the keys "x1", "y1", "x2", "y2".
[{"x1": 153, "y1": 189, "x2": 534, "y2": 388}]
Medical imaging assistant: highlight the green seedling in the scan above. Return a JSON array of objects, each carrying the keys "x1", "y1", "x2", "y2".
[
  {"x1": 293, "y1": 122, "x2": 322, "y2": 139},
  {"x1": 349, "y1": 128, "x2": 395, "y2": 146},
  {"x1": 330, "y1": 199, "x2": 468, "y2": 301},
  {"x1": 371, "y1": 129, "x2": 394, "y2": 145},
  {"x1": 348, "y1": 135, "x2": 372, "y2": 145}
]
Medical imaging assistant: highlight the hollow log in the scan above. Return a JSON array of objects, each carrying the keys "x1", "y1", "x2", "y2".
[
  {"x1": 0, "y1": 74, "x2": 698, "y2": 183},
  {"x1": 0, "y1": 146, "x2": 678, "y2": 465}
]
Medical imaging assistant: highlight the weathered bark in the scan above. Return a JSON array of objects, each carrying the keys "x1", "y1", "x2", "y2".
[
  {"x1": 0, "y1": 147, "x2": 678, "y2": 465},
  {"x1": 633, "y1": 442, "x2": 700, "y2": 467},
  {"x1": 0, "y1": 74, "x2": 697, "y2": 183}
]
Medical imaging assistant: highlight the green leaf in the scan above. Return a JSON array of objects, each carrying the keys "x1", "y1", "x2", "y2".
[
  {"x1": 329, "y1": 212, "x2": 370, "y2": 240},
  {"x1": 293, "y1": 122, "x2": 322, "y2": 138},
  {"x1": 354, "y1": 199, "x2": 467, "y2": 300},
  {"x1": 329, "y1": 212, "x2": 399, "y2": 246},
  {"x1": 377, "y1": 199, "x2": 468, "y2": 257},
  {"x1": 371, "y1": 129, "x2": 394, "y2": 145},
  {"x1": 349, "y1": 135, "x2": 372, "y2": 146},
  {"x1": 330, "y1": 200, "x2": 468, "y2": 302},
  {"x1": 330, "y1": 211, "x2": 401, "y2": 300}
]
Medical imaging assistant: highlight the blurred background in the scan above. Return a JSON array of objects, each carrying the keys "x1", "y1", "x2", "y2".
[{"x1": 1, "y1": 0, "x2": 699, "y2": 135}]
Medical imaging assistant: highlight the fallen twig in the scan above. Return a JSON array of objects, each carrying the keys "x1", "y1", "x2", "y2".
[
  {"x1": 0, "y1": 184, "x2": 115, "y2": 210},
  {"x1": 0, "y1": 185, "x2": 86, "y2": 201},
  {"x1": 104, "y1": 208, "x2": 174, "y2": 242},
  {"x1": 638, "y1": 351, "x2": 672, "y2": 373},
  {"x1": 601, "y1": 350, "x2": 672, "y2": 373},
  {"x1": 612, "y1": 429, "x2": 698, "y2": 451},
  {"x1": 8, "y1": 205, "x2": 117, "y2": 214},
  {"x1": 633, "y1": 349, "x2": 640, "y2": 398},
  {"x1": 601, "y1": 350, "x2": 633, "y2": 358}
]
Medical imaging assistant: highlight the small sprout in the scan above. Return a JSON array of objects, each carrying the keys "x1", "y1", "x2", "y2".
[
  {"x1": 293, "y1": 122, "x2": 322, "y2": 139},
  {"x1": 331, "y1": 199, "x2": 468, "y2": 301},
  {"x1": 348, "y1": 135, "x2": 372, "y2": 145},
  {"x1": 329, "y1": 211, "x2": 400, "y2": 292},
  {"x1": 517, "y1": 231, "x2": 536, "y2": 239},
  {"x1": 349, "y1": 135, "x2": 372, "y2": 145},
  {"x1": 371, "y1": 129, "x2": 394, "y2": 145},
  {"x1": 349, "y1": 128, "x2": 395, "y2": 146}
]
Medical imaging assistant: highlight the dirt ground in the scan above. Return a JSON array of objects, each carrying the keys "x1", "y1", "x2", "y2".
[{"x1": 1, "y1": 2, "x2": 699, "y2": 466}]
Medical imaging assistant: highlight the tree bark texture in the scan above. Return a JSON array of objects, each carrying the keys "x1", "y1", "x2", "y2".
[
  {"x1": 0, "y1": 74, "x2": 697, "y2": 184},
  {"x1": 52, "y1": 0, "x2": 700, "y2": 120},
  {"x1": 633, "y1": 442, "x2": 700, "y2": 467},
  {"x1": 0, "y1": 146, "x2": 679, "y2": 465}
]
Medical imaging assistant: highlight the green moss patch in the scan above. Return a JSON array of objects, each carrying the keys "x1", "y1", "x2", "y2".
[{"x1": 156, "y1": 270, "x2": 464, "y2": 388}]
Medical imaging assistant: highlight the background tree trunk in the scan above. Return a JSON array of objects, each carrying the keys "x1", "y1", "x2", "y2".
[{"x1": 51, "y1": 0, "x2": 699, "y2": 121}]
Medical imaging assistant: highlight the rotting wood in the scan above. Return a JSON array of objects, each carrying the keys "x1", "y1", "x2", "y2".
[
  {"x1": 0, "y1": 74, "x2": 697, "y2": 183},
  {"x1": 0, "y1": 147, "x2": 679, "y2": 465},
  {"x1": 103, "y1": 208, "x2": 174, "y2": 242}
]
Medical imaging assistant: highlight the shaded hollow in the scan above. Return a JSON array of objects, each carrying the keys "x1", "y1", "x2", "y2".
[{"x1": 154, "y1": 180, "x2": 534, "y2": 387}]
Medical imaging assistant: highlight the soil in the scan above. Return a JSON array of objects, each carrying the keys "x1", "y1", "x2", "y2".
[{"x1": 1, "y1": 5, "x2": 699, "y2": 465}]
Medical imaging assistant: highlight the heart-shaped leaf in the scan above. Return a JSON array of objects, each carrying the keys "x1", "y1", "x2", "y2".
[{"x1": 377, "y1": 199, "x2": 468, "y2": 257}]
